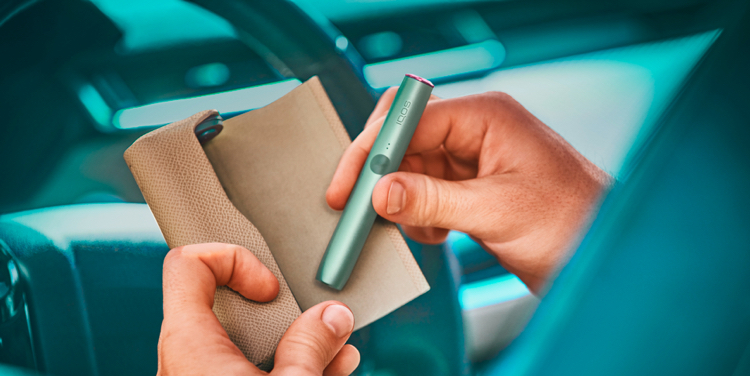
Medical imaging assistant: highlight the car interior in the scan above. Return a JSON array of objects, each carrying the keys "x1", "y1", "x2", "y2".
[{"x1": 0, "y1": 0, "x2": 748, "y2": 375}]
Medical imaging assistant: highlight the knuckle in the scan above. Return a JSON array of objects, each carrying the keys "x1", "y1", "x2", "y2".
[
  {"x1": 225, "y1": 243, "x2": 244, "y2": 257},
  {"x1": 287, "y1": 329, "x2": 334, "y2": 364},
  {"x1": 482, "y1": 91, "x2": 523, "y2": 110},
  {"x1": 414, "y1": 178, "x2": 443, "y2": 227},
  {"x1": 485, "y1": 90, "x2": 512, "y2": 103},
  {"x1": 162, "y1": 247, "x2": 185, "y2": 271},
  {"x1": 434, "y1": 180, "x2": 454, "y2": 226}
]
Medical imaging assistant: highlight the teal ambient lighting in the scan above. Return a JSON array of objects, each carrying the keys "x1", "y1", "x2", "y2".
[
  {"x1": 449, "y1": 231, "x2": 532, "y2": 310},
  {"x1": 363, "y1": 40, "x2": 506, "y2": 89},
  {"x1": 459, "y1": 273, "x2": 530, "y2": 311},
  {"x1": 90, "y1": 0, "x2": 236, "y2": 54},
  {"x1": 359, "y1": 31, "x2": 403, "y2": 59},
  {"x1": 77, "y1": 84, "x2": 112, "y2": 127},
  {"x1": 1, "y1": 204, "x2": 164, "y2": 251},
  {"x1": 452, "y1": 10, "x2": 496, "y2": 44},
  {"x1": 185, "y1": 62, "x2": 230, "y2": 88},
  {"x1": 293, "y1": 0, "x2": 508, "y2": 22},
  {"x1": 112, "y1": 79, "x2": 301, "y2": 129},
  {"x1": 446, "y1": 230, "x2": 484, "y2": 255},
  {"x1": 335, "y1": 35, "x2": 350, "y2": 52}
]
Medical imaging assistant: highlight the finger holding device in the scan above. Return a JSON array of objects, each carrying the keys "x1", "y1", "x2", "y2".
[{"x1": 317, "y1": 74, "x2": 434, "y2": 290}]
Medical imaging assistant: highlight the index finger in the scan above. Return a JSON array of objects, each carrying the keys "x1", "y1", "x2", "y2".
[
  {"x1": 162, "y1": 243, "x2": 280, "y2": 317},
  {"x1": 364, "y1": 86, "x2": 399, "y2": 129}
]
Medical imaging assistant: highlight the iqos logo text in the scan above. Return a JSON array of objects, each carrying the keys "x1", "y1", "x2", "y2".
[{"x1": 396, "y1": 100, "x2": 412, "y2": 125}]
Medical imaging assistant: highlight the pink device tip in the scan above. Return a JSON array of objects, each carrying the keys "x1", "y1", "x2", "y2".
[{"x1": 405, "y1": 73, "x2": 434, "y2": 88}]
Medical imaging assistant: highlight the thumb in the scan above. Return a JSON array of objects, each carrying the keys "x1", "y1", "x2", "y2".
[
  {"x1": 273, "y1": 301, "x2": 358, "y2": 375},
  {"x1": 373, "y1": 172, "x2": 501, "y2": 237}
]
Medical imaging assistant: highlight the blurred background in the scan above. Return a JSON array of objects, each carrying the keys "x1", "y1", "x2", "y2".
[{"x1": 0, "y1": 0, "x2": 746, "y2": 375}]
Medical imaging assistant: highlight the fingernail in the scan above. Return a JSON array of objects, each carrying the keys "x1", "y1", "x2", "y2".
[
  {"x1": 387, "y1": 181, "x2": 405, "y2": 215},
  {"x1": 322, "y1": 304, "x2": 354, "y2": 337}
]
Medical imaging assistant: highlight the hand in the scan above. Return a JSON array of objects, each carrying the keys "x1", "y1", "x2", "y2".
[
  {"x1": 157, "y1": 243, "x2": 360, "y2": 375},
  {"x1": 327, "y1": 90, "x2": 612, "y2": 292}
]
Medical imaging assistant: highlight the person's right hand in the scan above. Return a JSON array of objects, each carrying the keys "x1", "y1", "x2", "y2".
[{"x1": 327, "y1": 89, "x2": 613, "y2": 293}]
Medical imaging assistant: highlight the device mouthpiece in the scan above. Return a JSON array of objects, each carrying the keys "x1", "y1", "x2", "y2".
[{"x1": 405, "y1": 73, "x2": 434, "y2": 88}]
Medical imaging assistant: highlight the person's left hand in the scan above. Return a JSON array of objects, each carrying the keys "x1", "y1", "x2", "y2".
[{"x1": 157, "y1": 243, "x2": 360, "y2": 375}]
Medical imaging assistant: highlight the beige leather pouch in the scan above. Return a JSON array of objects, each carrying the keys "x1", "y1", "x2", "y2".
[{"x1": 124, "y1": 77, "x2": 429, "y2": 370}]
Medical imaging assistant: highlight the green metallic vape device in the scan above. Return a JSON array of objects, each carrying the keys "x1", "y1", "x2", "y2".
[{"x1": 317, "y1": 74, "x2": 434, "y2": 290}]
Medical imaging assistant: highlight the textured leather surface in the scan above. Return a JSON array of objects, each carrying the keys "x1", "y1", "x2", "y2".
[
  {"x1": 204, "y1": 78, "x2": 429, "y2": 328},
  {"x1": 123, "y1": 77, "x2": 428, "y2": 370},
  {"x1": 124, "y1": 110, "x2": 298, "y2": 370}
]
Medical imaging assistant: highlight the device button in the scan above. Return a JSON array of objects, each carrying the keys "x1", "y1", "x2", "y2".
[{"x1": 370, "y1": 154, "x2": 391, "y2": 175}]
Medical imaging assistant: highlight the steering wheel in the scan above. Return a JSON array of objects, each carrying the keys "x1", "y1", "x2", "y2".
[
  {"x1": 0, "y1": 1, "x2": 467, "y2": 375},
  {"x1": 189, "y1": 0, "x2": 376, "y2": 138}
]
